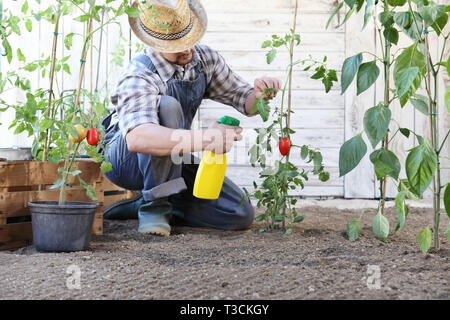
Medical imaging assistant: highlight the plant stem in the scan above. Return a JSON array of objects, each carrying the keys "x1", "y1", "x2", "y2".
[
  {"x1": 381, "y1": 1, "x2": 391, "y2": 215},
  {"x1": 58, "y1": 142, "x2": 81, "y2": 205},
  {"x1": 424, "y1": 22, "x2": 440, "y2": 250},
  {"x1": 43, "y1": 5, "x2": 62, "y2": 162}
]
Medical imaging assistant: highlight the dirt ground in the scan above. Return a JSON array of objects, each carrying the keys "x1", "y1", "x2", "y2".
[{"x1": 0, "y1": 204, "x2": 449, "y2": 300}]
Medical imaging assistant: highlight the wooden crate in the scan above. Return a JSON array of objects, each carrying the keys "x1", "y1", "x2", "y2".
[{"x1": 0, "y1": 159, "x2": 104, "y2": 251}]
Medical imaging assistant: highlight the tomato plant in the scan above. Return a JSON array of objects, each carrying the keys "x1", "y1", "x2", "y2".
[
  {"x1": 329, "y1": 0, "x2": 449, "y2": 252},
  {"x1": 244, "y1": 2, "x2": 336, "y2": 234},
  {"x1": 0, "y1": 1, "x2": 156, "y2": 204}
]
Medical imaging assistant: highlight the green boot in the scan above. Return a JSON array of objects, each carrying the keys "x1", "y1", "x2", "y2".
[{"x1": 138, "y1": 198, "x2": 172, "y2": 236}]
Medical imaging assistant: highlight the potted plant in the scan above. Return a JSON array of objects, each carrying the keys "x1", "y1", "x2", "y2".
[
  {"x1": 0, "y1": 0, "x2": 153, "y2": 251},
  {"x1": 245, "y1": 0, "x2": 337, "y2": 234}
]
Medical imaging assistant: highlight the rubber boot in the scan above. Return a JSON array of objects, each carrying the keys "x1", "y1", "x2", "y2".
[
  {"x1": 138, "y1": 198, "x2": 172, "y2": 236},
  {"x1": 102, "y1": 193, "x2": 143, "y2": 220}
]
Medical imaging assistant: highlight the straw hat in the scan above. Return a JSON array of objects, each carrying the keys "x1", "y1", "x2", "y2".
[{"x1": 128, "y1": 0, "x2": 208, "y2": 53}]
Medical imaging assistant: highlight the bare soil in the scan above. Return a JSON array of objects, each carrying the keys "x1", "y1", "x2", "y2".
[{"x1": 0, "y1": 206, "x2": 449, "y2": 300}]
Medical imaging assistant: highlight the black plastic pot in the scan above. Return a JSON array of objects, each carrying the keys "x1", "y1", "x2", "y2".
[{"x1": 28, "y1": 201, "x2": 98, "y2": 252}]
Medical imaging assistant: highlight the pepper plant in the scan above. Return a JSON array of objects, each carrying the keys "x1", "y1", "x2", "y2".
[
  {"x1": 244, "y1": 2, "x2": 337, "y2": 234},
  {"x1": 328, "y1": 0, "x2": 449, "y2": 252},
  {"x1": 0, "y1": 0, "x2": 158, "y2": 205}
]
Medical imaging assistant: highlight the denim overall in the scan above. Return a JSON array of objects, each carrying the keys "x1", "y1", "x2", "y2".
[{"x1": 103, "y1": 54, "x2": 254, "y2": 230}]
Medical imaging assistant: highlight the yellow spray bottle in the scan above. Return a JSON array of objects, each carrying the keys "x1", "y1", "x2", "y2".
[{"x1": 193, "y1": 116, "x2": 240, "y2": 199}]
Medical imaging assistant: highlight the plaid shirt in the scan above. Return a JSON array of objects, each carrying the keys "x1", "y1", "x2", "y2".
[{"x1": 110, "y1": 43, "x2": 254, "y2": 138}]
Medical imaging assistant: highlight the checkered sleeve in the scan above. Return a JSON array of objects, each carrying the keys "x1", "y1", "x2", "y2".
[
  {"x1": 201, "y1": 45, "x2": 254, "y2": 115},
  {"x1": 112, "y1": 70, "x2": 161, "y2": 139}
]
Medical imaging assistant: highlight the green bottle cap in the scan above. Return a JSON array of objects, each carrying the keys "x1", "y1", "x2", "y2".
[{"x1": 218, "y1": 116, "x2": 240, "y2": 127}]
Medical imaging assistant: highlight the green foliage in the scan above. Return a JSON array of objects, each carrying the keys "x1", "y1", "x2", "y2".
[
  {"x1": 339, "y1": 134, "x2": 367, "y2": 177},
  {"x1": 372, "y1": 207, "x2": 390, "y2": 242},
  {"x1": 405, "y1": 138, "x2": 437, "y2": 197},
  {"x1": 417, "y1": 227, "x2": 432, "y2": 254},
  {"x1": 347, "y1": 217, "x2": 362, "y2": 241},
  {"x1": 341, "y1": 53, "x2": 363, "y2": 94},
  {"x1": 248, "y1": 29, "x2": 334, "y2": 233},
  {"x1": 363, "y1": 103, "x2": 391, "y2": 148}
]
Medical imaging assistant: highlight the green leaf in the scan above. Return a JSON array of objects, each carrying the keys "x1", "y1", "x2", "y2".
[
  {"x1": 266, "y1": 49, "x2": 277, "y2": 64},
  {"x1": 372, "y1": 207, "x2": 390, "y2": 242},
  {"x1": 69, "y1": 170, "x2": 82, "y2": 177},
  {"x1": 39, "y1": 119, "x2": 53, "y2": 131},
  {"x1": 125, "y1": 6, "x2": 140, "y2": 18},
  {"x1": 394, "y1": 42, "x2": 426, "y2": 107},
  {"x1": 64, "y1": 33, "x2": 75, "y2": 50},
  {"x1": 2, "y1": 39, "x2": 12, "y2": 64},
  {"x1": 74, "y1": 14, "x2": 91, "y2": 22},
  {"x1": 25, "y1": 19, "x2": 33, "y2": 32},
  {"x1": 21, "y1": 0, "x2": 29, "y2": 14},
  {"x1": 78, "y1": 177, "x2": 98, "y2": 201},
  {"x1": 411, "y1": 95, "x2": 430, "y2": 115},
  {"x1": 387, "y1": 0, "x2": 406, "y2": 6},
  {"x1": 261, "y1": 40, "x2": 271, "y2": 48},
  {"x1": 63, "y1": 64, "x2": 71, "y2": 75},
  {"x1": 319, "y1": 171, "x2": 330, "y2": 182},
  {"x1": 399, "y1": 128, "x2": 411, "y2": 138},
  {"x1": 301, "y1": 145, "x2": 309, "y2": 160},
  {"x1": 326, "y1": 2, "x2": 344, "y2": 29},
  {"x1": 370, "y1": 148, "x2": 401, "y2": 180},
  {"x1": 339, "y1": 134, "x2": 367, "y2": 177},
  {"x1": 17, "y1": 48, "x2": 26, "y2": 63},
  {"x1": 341, "y1": 53, "x2": 363, "y2": 94},
  {"x1": 357, "y1": 61, "x2": 380, "y2": 95},
  {"x1": 383, "y1": 27, "x2": 399, "y2": 45},
  {"x1": 395, "y1": 67, "x2": 420, "y2": 98},
  {"x1": 379, "y1": 11, "x2": 395, "y2": 27},
  {"x1": 347, "y1": 219, "x2": 361, "y2": 241},
  {"x1": 363, "y1": 103, "x2": 391, "y2": 148},
  {"x1": 362, "y1": 0, "x2": 375, "y2": 30},
  {"x1": 293, "y1": 215, "x2": 304, "y2": 223},
  {"x1": 394, "y1": 12, "x2": 422, "y2": 41},
  {"x1": 405, "y1": 139, "x2": 438, "y2": 196},
  {"x1": 101, "y1": 161, "x2": 112, "y2": 173},
  {"x1": 418, "y1": 4, "x2": 446, "y2": 26},
  {"x1": 432, "y1": 12, "x2": 449, "y2": 36},
  {"x1": 50, "y1": 178, "x2": 65, "y2": 190},
  {"x1": 444, "y1": 183, "x2": 450, "y2": 218},
  {"x1": 417, "y1": 227, "x2": 432, "y2": 254},
  {"x1": 253, "y1": 98, "x2": 270, "y2": 122},
  {"x1": 398, "y1": 179, "x2": 421, "y2": 200},
  {"x1": 395, "y1": 192, "x2": 408, "y2": 232}
]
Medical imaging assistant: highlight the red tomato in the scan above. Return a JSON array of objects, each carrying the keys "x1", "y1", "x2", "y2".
[
  {"x1": 279, "y1": 138, "x2": 291, "y2": 156},
  {"x1": 87, "y1": 128, "x2": 99, "y2": 146}
]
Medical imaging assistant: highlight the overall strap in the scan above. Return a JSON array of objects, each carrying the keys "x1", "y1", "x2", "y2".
[{"x1": 133, "y1": 53, "x2": 158, "y2": 73}]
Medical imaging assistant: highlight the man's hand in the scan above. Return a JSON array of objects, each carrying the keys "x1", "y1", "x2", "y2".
[
  {"x1": 203, "y1": 121, "x2": 243, "y2": 154},
  {"x1": 254, "y1": 77, "x2": 282, "y2": 100}
]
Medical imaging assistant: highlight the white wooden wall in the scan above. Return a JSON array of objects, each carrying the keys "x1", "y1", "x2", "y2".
[{"x1": 1, "y1": 0, "x2": 448, "y2": 199}]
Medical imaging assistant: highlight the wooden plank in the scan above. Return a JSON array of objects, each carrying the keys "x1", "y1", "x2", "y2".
[
  {"x1": 199, "y1": 107, "x2": 344, "y2": 129},
  {"x1": 343, "y1": 7, "x2": 376, "y2": 198},
  {"x1": 0, "y1": 160, "x2": 101, "y2": 187},
  {"x1": 0, "y1": 187, "x2": 102, "y2": 218},
  {"x1": 202, "y1": 89, "x2": 344, "y2": 110},
  {"x1": 0, "y1": 240, "x2": 33, "y2": 251},
  {"x1": 207, "y1": 13, "x2": 344, "y2": 33},
  {"x1": 202, "y1": 33, "x2": 345, "y2": 52},
  {"x1": 225, "y1": 146, "x2": 340, "y2": 168},
  {"x1": 0, "y1": 222, "x2": 33, "y2": 244},
  {"x1": 226, "y1": 166, "x2": 342, "y2": 186},
  {"x1": 202, "y1": 0, "x2": 338, "y2": 14},
  {"x1": 219, "y1": 50, "x2": 344, "y2": 72}
]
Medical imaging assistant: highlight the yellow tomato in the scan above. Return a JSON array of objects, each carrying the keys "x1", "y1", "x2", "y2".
[{"x1": 69, "y1": 124, "x2": 88, "y2": 143}]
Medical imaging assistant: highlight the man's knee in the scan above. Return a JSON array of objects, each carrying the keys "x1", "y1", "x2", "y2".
[
  {"x1": 232, "y1": 200, "x2": 255, "y2": 230},
  {"x1": 159, "y1": 95, "x2": 184, "y2": 129}
]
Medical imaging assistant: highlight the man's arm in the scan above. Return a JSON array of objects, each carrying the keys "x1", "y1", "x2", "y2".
[
  {"x1": 244, "y1": 77, "x2": 283, "y2": 116},
  {"x1": 125, "y1": 122, "x2": 243, "y2": 156}
]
